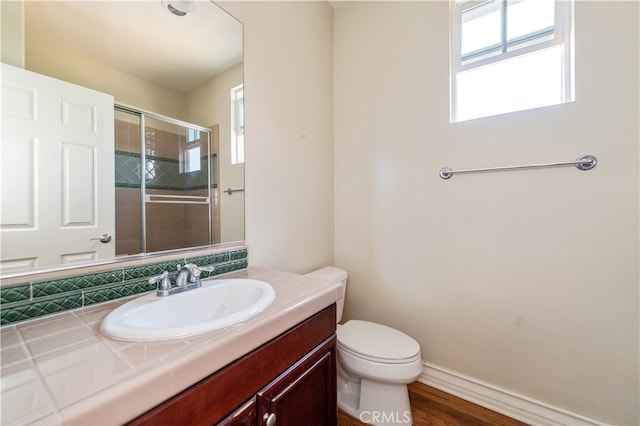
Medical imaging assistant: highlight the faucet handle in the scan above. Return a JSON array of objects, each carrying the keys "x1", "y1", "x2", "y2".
[
  {"x1": 177, "y1": 264, "x2": 213, "y2": 273},
  {"x1": 149, "y1": 271, "x2": 171, "y2": 291}
]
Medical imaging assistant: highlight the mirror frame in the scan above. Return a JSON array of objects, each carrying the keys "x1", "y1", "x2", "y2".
[{"x1": 0, "y1": 1, "x2": 245, "y2": 280}]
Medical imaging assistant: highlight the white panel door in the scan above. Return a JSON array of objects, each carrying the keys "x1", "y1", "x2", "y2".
[{"x1": 1, "y1": 63, "x2": 115, "y2": 273}]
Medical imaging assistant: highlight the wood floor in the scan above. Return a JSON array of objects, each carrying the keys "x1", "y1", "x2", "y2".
[{"x1": 338, "y1": 381, "x2": 528, "y2": 426}]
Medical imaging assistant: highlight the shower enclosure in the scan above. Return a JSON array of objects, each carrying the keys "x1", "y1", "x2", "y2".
[{"x1": 114, "y1": 106, "x2": 217, "y2": 256}]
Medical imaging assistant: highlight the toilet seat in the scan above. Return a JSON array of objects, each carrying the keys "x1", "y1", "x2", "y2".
[{"x1": 337, "y1": 320, "x2": 420, "y2": 364}]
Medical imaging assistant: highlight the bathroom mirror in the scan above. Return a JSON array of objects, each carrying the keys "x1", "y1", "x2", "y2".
[{"x1": 0, "y1": 0, "x2": 244, "y2": 277}]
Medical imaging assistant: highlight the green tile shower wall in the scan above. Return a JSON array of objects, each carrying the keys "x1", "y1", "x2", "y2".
[
  {"x1": 115, "y1": 150, "x2": 217, "y2": 190},
  {"x1": 0, "y1": 249, "x2": 247, "y2": 326}
]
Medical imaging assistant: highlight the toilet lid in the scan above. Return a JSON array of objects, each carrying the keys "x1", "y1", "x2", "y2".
[{"x1": 337, "y1": 320, "x2": 420, "y2": 362}]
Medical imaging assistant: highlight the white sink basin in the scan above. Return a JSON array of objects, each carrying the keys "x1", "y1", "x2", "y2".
[{"x1": 100, "y1": 278, "x2": 276, "y2": 341}]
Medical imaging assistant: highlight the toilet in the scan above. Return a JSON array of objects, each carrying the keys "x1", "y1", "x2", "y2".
[{"x1": 305, "y1": 267, "x2": 422, "y2": 426}]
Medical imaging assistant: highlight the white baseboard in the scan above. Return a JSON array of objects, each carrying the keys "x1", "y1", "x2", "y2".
[{"x1": 418, "y1": 363, "x2": 606, "y2": 426}]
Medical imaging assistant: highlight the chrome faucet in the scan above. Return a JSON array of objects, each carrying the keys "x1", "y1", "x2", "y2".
[
  {"x1": 148, "y1": 264, "x2": 215, "y2": 297},
  {"x1": 175, "y1": 263, "x2": 203, "y2": 287}
]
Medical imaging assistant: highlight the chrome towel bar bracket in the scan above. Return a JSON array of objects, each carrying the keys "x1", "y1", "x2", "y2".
[
  {"x1": 439, "y1": 155, "x2": 597, "y2": 180},
  {"x1": 224, "y1": 188, "x2": 245, "y2": 195}
]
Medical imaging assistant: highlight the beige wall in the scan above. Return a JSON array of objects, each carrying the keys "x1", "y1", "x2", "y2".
[
  {"x1": 221, "y1": 1, "x2": 335, "y2": 272},
  {"x1": 334, "y1": 1, "x2": 639, "y2": 424},
  {"x1": 0, "y1": 1, "x2": 25, "y2": 67},
  {"x1": 25, "y1": 39, "x2": 187, "y2": 120},
  {"x1": 187, "y1": 63, "x2": 244, "y2": 243}
]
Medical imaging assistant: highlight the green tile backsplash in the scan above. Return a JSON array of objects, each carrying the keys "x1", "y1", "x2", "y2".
[
  {"x1": 0, "y1": 248, "x2": 248, "y2": 326},
  {"x1": 32, "y1": 270, "x2": 124, "y2": 298}
]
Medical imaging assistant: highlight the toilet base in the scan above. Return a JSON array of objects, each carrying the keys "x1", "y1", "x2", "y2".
[{"x1": 337, "y1": 374, "x2": 413, "y2": 425}]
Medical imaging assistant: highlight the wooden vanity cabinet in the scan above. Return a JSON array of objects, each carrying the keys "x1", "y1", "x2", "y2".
[
  {"x1": 218, "y1": 398, "x2": 257, "y2": 425},
  {"x1": 128, "y1": 305, "x2": 337, "y2": 426},
  {"x1": 255, "y1": 335, "x2": 336, "y2": 426}
]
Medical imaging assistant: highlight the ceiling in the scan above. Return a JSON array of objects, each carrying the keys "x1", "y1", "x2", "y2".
[{"x1": 25, "y1": 0, "x2": 243, "y2": 93}]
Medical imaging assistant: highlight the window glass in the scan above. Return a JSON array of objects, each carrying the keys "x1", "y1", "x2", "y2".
[
  {"x1": 507, "y1": 0, "x2": 555, "y2": 43},
  {"x1": 461, "y1": 1, "x2": 502, "y2": 58},
  {"x1": 185, "y1": 146, "x2": 201, "y2": 173},
  {"x1": 231, "y1": 84, "x2": 244, "y2": 165},
  {"x1": 456, "y1": 45, "x2": 563, "y2": 121}
]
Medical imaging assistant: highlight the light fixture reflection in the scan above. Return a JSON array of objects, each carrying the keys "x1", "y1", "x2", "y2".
[{"x1": 161, "y1": 0, "x2": 196, "y2": 16}]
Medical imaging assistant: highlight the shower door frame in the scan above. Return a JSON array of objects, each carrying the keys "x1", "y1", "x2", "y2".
[{"x1": 115, "y1": 104, "x2": 213, "y2": 254}]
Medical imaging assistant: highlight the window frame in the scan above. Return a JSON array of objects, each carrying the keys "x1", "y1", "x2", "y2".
[{"x1": 450, "y1": 0, "x2": 574, "y2": 122}]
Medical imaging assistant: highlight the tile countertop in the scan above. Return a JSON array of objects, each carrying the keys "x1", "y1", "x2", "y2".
[{"x1": 0, "y1": 267, "x2": 342, "y2": 425}]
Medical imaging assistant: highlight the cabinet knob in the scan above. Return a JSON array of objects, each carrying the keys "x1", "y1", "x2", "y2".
[{"x1": 263, "y1": 413, "x2": 276, "y2": 426}]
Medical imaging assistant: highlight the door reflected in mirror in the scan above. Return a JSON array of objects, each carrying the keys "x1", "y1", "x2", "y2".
[{"x1": 0, "y1": 0, "x2": 244, "y2": 276}]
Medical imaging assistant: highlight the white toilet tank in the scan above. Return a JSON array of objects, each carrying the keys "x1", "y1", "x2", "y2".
[{"x1": 305, "y1": 266, "x2": 348, "y2": 323}]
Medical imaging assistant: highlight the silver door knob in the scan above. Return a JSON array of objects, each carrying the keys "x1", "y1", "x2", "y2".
[
  {"x1": 90, "y1": 234, "x2": 112, "y2": 243},
  {"x1": 263, "y1": 413, "x2": 276, "y2": 426}
]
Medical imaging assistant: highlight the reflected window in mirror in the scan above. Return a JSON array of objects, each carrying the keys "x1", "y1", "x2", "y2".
[
  {"x1": 183, "y1": 145, "x2": 202, "y2": 173},
  {"x1": 181, "y1": 129, "x2": 203, "y2": 174},
  {"x1": 231, "y1": 84, "x2": 245, "y2": 165}
]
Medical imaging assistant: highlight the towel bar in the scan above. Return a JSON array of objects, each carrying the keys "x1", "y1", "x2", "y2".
[{"x1": 439, "y1": 155, "x2": 597, "y2": 180}]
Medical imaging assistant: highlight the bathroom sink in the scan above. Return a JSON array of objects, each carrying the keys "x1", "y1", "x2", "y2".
[{"x1": 100, "y1": 278, "x2": 276, "y2": 341}]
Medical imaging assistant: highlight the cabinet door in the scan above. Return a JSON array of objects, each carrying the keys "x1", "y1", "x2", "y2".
[
  {"x1": 257, "y1": 337, "x2": 336, "y2": 426},
  {"x1": 218, "y1": 398, "x2": 256, "y2": 426}
]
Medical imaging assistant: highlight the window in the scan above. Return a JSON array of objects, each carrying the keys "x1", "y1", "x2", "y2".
[
  {"x1": 231, "y1": 84, "x2": 244, "y2": 165},
  {"x1": 187, "y1": 128, "x2": 200, "y2": 143},
  {"x1": 183, "y1": 145, "x2": 201, "y2": 173},
  {"x1": 180, "y1": 128, "x2": 202, "y2": 173},
  {"x1": 450, "y1": 0, "x2": 574, "y2": 122}
]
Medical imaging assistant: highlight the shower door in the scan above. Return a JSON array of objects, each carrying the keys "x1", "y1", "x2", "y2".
[
  {"x1": 142, "y1": 115, "x2": 212, "y2": 253},
  {"x1": 114, "y1": 106, "x2": 214, "y2": 255}
]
